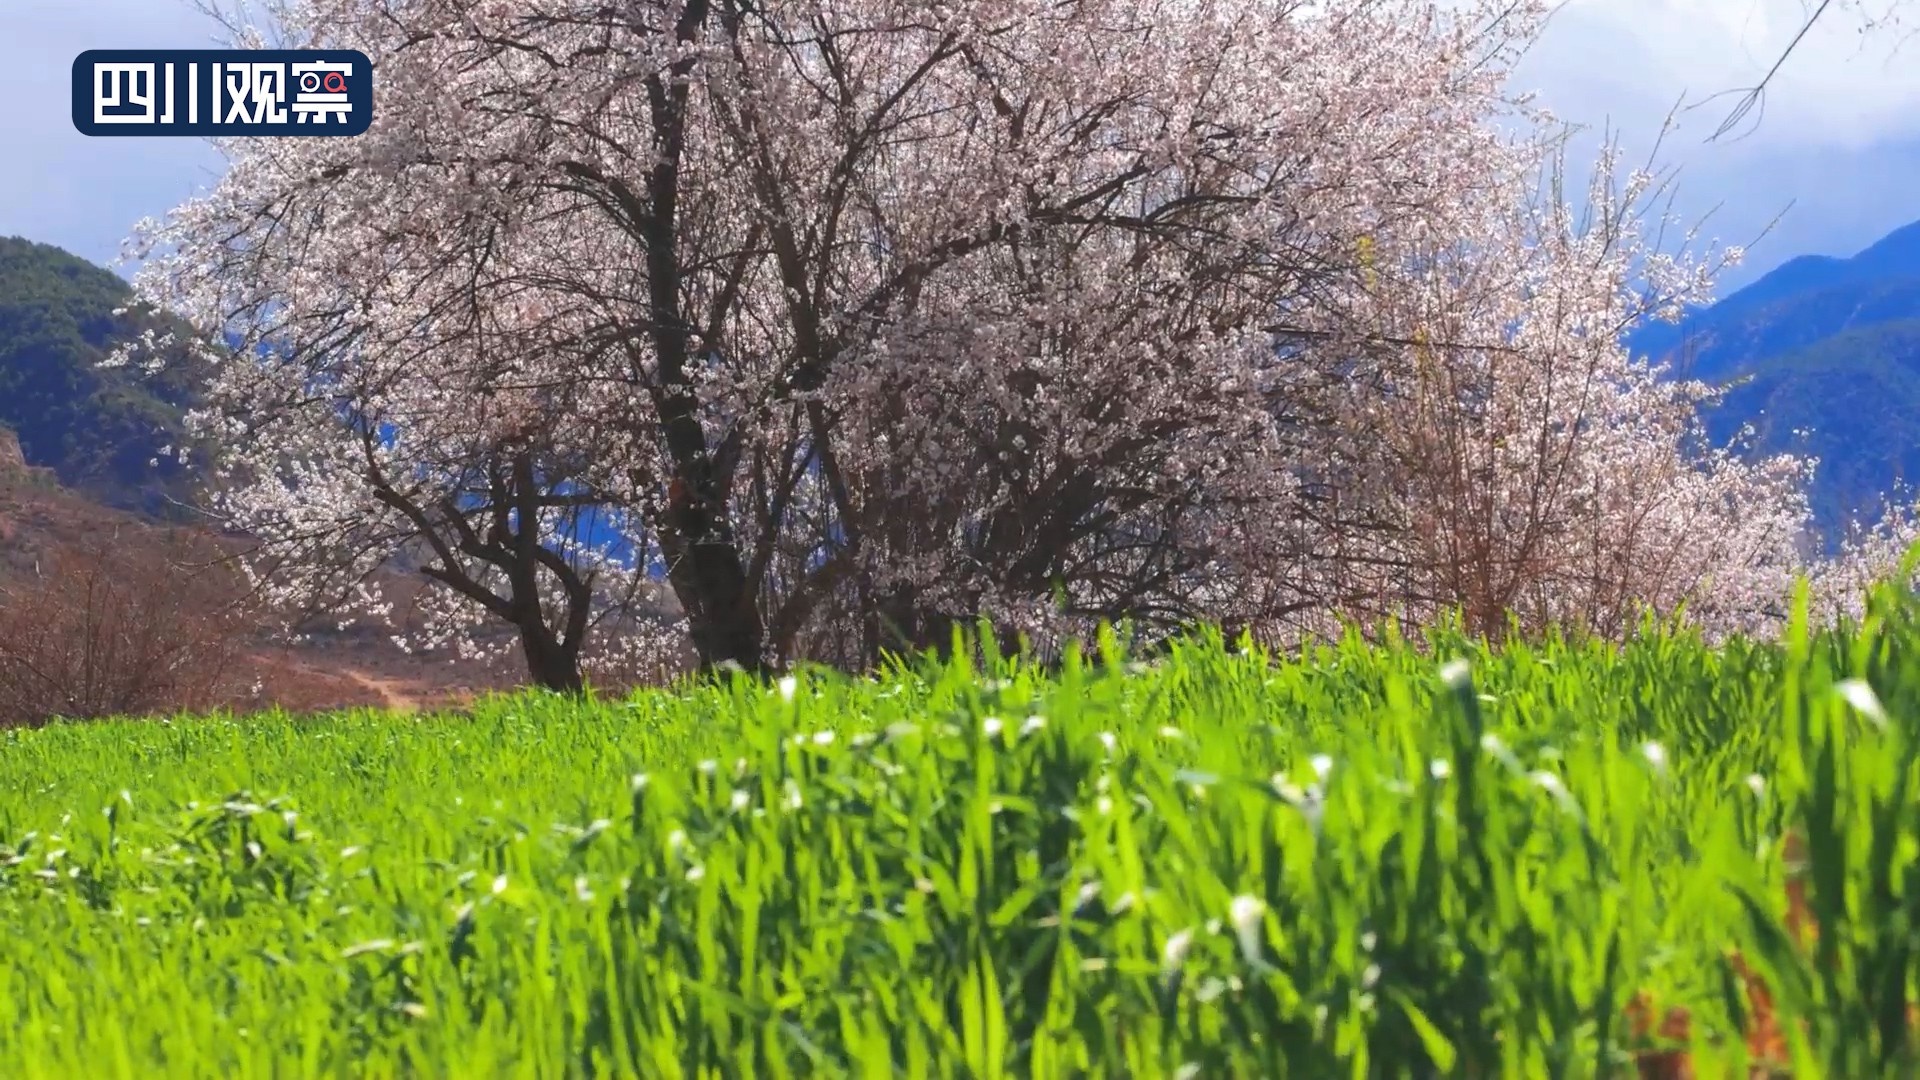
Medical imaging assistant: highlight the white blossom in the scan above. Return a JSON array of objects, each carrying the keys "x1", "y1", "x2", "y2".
[{"x1": 113, "y1": 0, "x2": 1890, "y2": 678}]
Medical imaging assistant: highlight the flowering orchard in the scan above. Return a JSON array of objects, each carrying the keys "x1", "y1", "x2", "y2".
[{"x1": 118, "y1": 0, "x2": 1917, "y2": 685}]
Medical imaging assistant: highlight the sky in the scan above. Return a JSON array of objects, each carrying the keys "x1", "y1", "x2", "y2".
[
  {"x1": 1513, "y1": 0, "x2": 1920, "y2": 288},
  {"x1": 2, "y1": 0, "x2": 1917, "y2": 294}
]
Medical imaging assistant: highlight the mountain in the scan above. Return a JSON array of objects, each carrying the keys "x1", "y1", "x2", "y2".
[
  {"x1": 0, "y1": 237, "x2": 504, "y2": 717},
  {"x1": 0, "y1": 236, "x2": 206, "y2": 516},
  {"x1": 1631, "y1": 219, "x2": 1920, "y2": 532}
]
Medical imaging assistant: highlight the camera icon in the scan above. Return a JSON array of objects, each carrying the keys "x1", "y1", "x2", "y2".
[
  {"x1": 290, "y1": 60, "x2": 353, "y2": 125},
  {"x1": 296, "y1": 69, "x2": 348, "y2": 95}
]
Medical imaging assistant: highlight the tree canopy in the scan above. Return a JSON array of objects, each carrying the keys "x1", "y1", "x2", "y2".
[{"x1": 121, "y1": 0, "x2": 1920, "y2": 688}]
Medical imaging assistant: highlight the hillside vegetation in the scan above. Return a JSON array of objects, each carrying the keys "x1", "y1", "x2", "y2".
[
  {"x1": 0, "y1": 236, "x2": 203, "y2": 516},
  {"x1": 1712, "y1": 319, "x2": 1920, "y2": 525},
  {"x1": 1635, "y1": 220, "x2": 1920, "y2": 531},
  {"x1": 6, "y1": 592, "x2": 1920, "y2": 1075}
]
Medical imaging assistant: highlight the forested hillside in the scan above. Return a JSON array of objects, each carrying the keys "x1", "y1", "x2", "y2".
[
  {"x1": 1635, "y1": 220, "x2": 1920, "y2": 531},
  {"x1": 0, "y1": 236, "x2": 203, "y2": 516}
]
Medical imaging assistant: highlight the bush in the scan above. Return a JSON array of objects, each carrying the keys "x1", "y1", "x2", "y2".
[{"x1": 0, "y1": 530, "x2": 249, "y2": 726}]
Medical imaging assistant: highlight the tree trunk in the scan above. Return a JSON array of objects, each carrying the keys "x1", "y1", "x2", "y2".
[
  {"x1": 658, "y1": 474, "x2": 764, "y2": 672},
  {"x1": 665, "y1": 540, "x2": 764, "y2": 674},
  {"x1": 864, "y1": 586, "x2": 960, "y2": 667},
  {"x1": 516, "y1": 618, "x2": 585, "y2": 693}
]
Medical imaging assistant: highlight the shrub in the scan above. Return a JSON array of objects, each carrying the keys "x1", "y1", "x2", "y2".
[{"x1": 0, "y1": 529, "x2": 249, "y2": 726}]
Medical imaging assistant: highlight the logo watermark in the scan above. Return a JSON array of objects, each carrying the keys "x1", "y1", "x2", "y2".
[{"x1": 72, "y1": 50, "x2": 372, "y2": 137}]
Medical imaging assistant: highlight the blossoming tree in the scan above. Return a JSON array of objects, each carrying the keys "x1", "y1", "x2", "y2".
[{"x1": 121, "y1": 0, "x2": 1904, "y2": 683}]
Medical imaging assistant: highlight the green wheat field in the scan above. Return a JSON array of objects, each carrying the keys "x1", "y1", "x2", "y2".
[{"x1": 7, "y1": 585, "x2": 1920, "y2": 1077}]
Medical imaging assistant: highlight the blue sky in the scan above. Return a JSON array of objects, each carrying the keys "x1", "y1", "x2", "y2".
[
  {"x1": 3, "y1": 0, "x2": 1917, "y2": 293},
  {"x1": 2, "y1": 0, "x2": 226, "y2": 271},
  {"x1": 1513, "y1": 0, "x2": 1920, "y2": 289}
]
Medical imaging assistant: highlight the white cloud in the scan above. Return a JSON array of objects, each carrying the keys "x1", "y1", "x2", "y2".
[
  {"x1": 1519, "y1": 0, "x2": 1920, "y2": 150},
  {"x1": 1510, "y1": 1, "x2": 1920, "y2": 287}
]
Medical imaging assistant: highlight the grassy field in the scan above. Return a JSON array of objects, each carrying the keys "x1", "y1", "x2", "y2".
[{"x1": 4, "y1": 588, "x2": 1920, "y2": 1077}]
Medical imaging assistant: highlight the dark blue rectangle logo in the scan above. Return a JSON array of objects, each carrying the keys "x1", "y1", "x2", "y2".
[{"x1": 73, "y1": 50, "x2": 372, "y2": 137}]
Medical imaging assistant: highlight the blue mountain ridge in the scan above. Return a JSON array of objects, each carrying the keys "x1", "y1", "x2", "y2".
[{"x1": 1627, "y1": 217, "x2": 1920, "y2": 533}]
